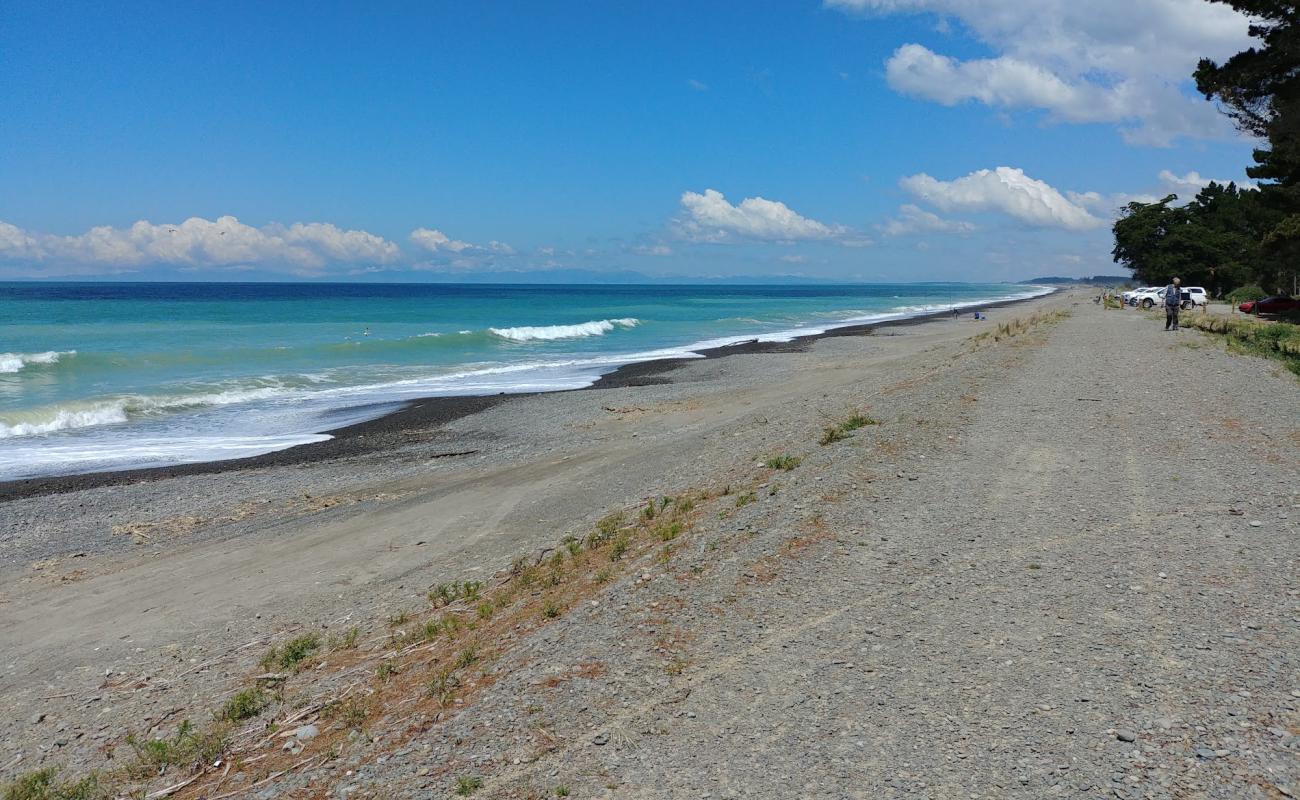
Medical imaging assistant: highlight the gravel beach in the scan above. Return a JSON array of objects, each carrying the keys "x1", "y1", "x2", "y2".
[{"x1": 2, "y1": 289, "x2": 1296, "y2": 799}]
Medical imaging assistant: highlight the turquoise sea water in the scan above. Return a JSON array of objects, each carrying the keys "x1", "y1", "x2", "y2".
[{"x1": 0, "y1": 282, "x2": 1050, "y2": 479}]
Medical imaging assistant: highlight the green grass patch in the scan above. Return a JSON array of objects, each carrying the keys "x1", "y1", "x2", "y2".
[
  {"x1": 2, "y1": 769, "x2": 105, "y2": 800},
  {"x1": 259, "y1": 633, "x2": 321, "y2": 671},
  {"x1": 764, "y1": 454, "x2": 801, "y2": 471},
  {"x1": 218, "y1": 687, "x2": 268, "y2": 722}
]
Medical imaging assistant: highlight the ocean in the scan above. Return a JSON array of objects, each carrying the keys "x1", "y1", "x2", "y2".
[{"x1": 0, "y1": 281, "x2": 1051, "y2": 479}]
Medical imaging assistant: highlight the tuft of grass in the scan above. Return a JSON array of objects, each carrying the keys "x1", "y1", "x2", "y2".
[
  {"x1": 657, "y1": 520, "x2": 682, "y2": 541},
  {"x1": 819, "y1": 426, "x2": 849, "y2": 446},
  {"x1": 259, "y1": 633, "x2": 321, "y2": 671},
  {"x1": 839, "y1": 412, "x2": 878, "y2": 431},
  {"x1": 641, "y1": 501, "x2": 656, "y2": 521},
  {"x1": 125, "y1": 720, "x2": 226, "y2": 778},
  {"x1": 554, "y1": 787, "x2": 571, "y2": 798},
  {"x1": 455, "y1": 776, "x2": 484, "y2": 796},
  {"x1": 330, "y1": 627, "x2": 359, "y2": 650},
  {"x1": 218, "y1": 687, "x2": 268, "y2": 722},
  {"x1": 324, "y1": 696, "x2": 370, "y2": 730},
  {"x1": 476, "y1": 601, "x2": 495, "y2": 619},
  {"x1": 2, "y1": 769, "x2": 105, "y2": 800},
  {"x1": 454, "y1": 646, "x2": 479, "y2": 670},
  {"x1": 427, "y1": 668, "x2": 460, "y2": 706},
  {"x1": 387, "y1": 611, "x2": 409, "y2": 628},
  {"x1": 609, "y1": 533, "x2": 631, "y2": 561},
  {"x1": 375, "y1": 660, "x2": 398, "y2": 681},
  {"x1": 734, "y1": 491, "x2": 757, "y2": 508},
  {"x1": 764, "y1": 454, "x2": 801, "y2": 471},
  {"x1": 420, "y1": 619, "x2": 442, "y2": 642},
  {"x1": 542, "y1": 600, "x2": 562, "y2": 619}
]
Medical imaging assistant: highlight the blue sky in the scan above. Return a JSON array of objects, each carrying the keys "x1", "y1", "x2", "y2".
[{"x1": 0, "y1": 0, "x2": 1260, "y2": 282}]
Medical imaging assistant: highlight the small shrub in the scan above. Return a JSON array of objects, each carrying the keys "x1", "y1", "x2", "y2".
[
  {"x1": 555, "y1": 787, "x2": 571, "y2": 798},
  {"x1": 461, "y1": 581, "x2": 482, "y2": 602},
  {"x1": 260, "y1": 633, "x2": 321, "y2": 671},
  {"x1": 641, "y1": 501, "x2": 656, "y2": 520},
  {"x1": 609, "y1": 534, "x2": 631, "y2": 561},
  {"x1": 219, "y1": 688, "x2": 268, "y2": 722},
  {"x1": 765, "y1": 454, "x2": 801, "y2": 471},
  {"x1": 455, "y1": 776, "x2": 484, "y2": 795},
  {"x1": 477, "y1": 602, "x2": 494, "y2": 619},
  {"x1": 1227, "y1": 284, "x2": 1267, "y2": 304}
]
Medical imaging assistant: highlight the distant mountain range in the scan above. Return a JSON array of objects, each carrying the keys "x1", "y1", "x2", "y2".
[{"x1": 1021, "y1": 275, "x2": 1132, "y2": 285}]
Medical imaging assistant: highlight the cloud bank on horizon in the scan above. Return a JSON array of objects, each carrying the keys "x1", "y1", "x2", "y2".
[{"x1": 0, "y1": 0, "x2": 1262, "y2": 281}]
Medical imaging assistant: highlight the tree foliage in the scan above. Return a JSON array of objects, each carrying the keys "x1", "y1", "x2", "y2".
[
  {"x1": 1113, "y1": 1, "x2": 1300, "y2": 296},
  {"x1": 1112, "y1": 183, "x2": 1282, "y2": 293}
]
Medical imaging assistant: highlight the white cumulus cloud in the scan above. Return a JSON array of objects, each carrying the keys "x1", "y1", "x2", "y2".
[
  {"x1": 900, "y1": 167, "x2": 1103, "y2": 230},
  {"x1": 826, "y1": 0, "x2": 1253, "y2": 145},
  {"x1": 1158, "y1": 169, "x2": 1255, "y2": 193},
  {"x1": 881, "y1": 203, "x2": 977, "y2": 236},
  {"x1": 409, "y1": 228, "x2": 475, "y2": 253},
  {"x1": 0, "y1": 216, "x2": 399, "y2": 270},
  {"x1": 677, "y1": 188, "x2": 845, "y2": 243}
]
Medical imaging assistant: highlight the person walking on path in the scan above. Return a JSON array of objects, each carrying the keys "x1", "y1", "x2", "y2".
[{"x1": 1164, "y1": 277, "x2": 1183, "y2": 331}]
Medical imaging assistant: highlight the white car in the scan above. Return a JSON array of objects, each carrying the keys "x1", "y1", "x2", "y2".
[
  {"x1": 1132, "y1": 288, "x2": 1164, "y2": 308},
  {"x1": 1134, "y1": 286, "x2": 1208, "y2": 309},
  {"x1": 1122, "y1": 287, "x2": 1152, "y2": 304},
  {"x1": 1182, "y1": 286, "x2": 1208, "y2": 307}
]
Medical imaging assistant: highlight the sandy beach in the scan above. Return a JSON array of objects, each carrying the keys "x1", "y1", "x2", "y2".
[{"x1": 2, "y1": 288, "x2": 1296, "y2": 799}]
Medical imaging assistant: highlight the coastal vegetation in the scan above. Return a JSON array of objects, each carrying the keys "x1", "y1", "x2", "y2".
[
  {"x1": 1113, "y1": 2, "x2": 1300, "y2": 297},
  {"x1": 1175, "y1": 314, "x2": 1300, "y2": 375}
]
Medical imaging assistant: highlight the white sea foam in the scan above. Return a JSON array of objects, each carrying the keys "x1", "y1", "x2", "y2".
[
  {"x1": 489, "y1": 318, "x2": 639, "y2": 342},
  {"x1": 0, "y1": 350, "x2": 75, "y2": 374},
  {"x1": 0, "y1": 386, "x2": 291, "y2": 438}
]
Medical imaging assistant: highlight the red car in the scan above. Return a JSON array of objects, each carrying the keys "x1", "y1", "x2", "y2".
[{"x1": 1239, "y1": 295, "x2": 1300, "y2": 314}]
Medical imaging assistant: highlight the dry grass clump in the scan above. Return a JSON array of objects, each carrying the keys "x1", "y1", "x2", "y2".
[
  {"x1": 972, "y1": 310, "x2": 1070, "y2": 345},
  {"x1": 1178, "y1": 314, "x2": 1300, "y2": 374}
]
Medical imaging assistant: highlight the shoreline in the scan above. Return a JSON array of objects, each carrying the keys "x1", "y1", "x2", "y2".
[{"x1": 0, "y1": 290, "x2": 1051, "y2": 501}]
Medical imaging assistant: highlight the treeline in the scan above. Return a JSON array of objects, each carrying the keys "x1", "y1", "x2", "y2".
[{"x1": 1112, "y1": 0, "x2": 1300, "y2": 298}]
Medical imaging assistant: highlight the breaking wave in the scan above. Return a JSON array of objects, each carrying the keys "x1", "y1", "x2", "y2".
[
  {"x1": 489, "y1": 318, "x2": 639, "y2": 342},
  {"x1": 0, "y1": 350, "x2": 76, "y2": 374}
]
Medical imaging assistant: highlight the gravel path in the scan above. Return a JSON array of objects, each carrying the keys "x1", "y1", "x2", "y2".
[{"x1": 394, "y1": 301, "x2": 1295, "y2": 799}]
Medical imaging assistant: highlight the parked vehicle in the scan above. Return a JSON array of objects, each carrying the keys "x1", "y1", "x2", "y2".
[
  {"x1": 1181, "y1": 287, "x2": 1208, "y2": 308},
  {"x1": 1239, "y1": 295, "x2": 1300, "y2": 314},
  {"x1": 1133, "y1": 286, "x2": 1207, "y2": 309},
  {"x1": 1121, "y1": 287, "x2": 1150, "y2": 304},
  {"x1": 1133, "y1": 288, "x2": 1164, "y2": 308}
]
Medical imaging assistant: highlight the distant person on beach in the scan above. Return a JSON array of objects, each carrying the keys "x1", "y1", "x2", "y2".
[{"x1": 1164, "y1": 277, "x2": 1182, "y2": 331}]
